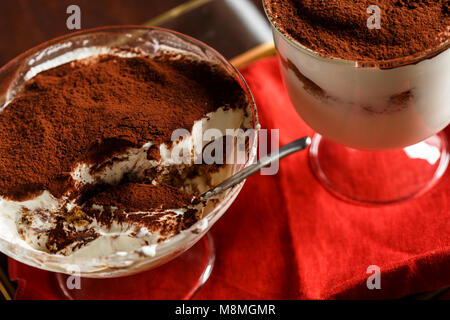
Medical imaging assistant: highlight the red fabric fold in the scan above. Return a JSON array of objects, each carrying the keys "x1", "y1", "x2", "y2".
[{"x1": 8, "y1": 57, "x2": 450, "y2": 299}]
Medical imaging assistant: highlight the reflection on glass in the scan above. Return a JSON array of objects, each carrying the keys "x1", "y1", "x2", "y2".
[
  {"x1": 404, "y1": 140, "x2": 442, "y2": 165},
  {"x1": 144, "y1": 0, "x2": 273, "y2": 59}
]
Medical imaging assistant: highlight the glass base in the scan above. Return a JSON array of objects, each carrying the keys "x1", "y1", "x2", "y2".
[
  {"x1": 56, "y1": 233, "x2": 215, "y2": 300},
  {"x1": 309, "y1": 133, "x2": 449, "y2": 205}
]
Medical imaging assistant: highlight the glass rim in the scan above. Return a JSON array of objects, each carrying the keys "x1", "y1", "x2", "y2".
[
  {"x1": 0, "y1": 25, "x2": 260, "y2": 275},
  {"x1": 262, "y1": 0, "x2": 450, "y2": 69}
]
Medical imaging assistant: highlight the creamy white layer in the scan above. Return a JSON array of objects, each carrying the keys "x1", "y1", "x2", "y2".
[
  {"x1": 16, "y1": 202, "x2": 201, "y2": 257},
  {"x1": 273, "y1": 28, "x2": 450, "y2": 150}
]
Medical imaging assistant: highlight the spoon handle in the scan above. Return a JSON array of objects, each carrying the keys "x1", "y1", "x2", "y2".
[{"x1": 201, "y1": 136, "x2": 311, "y2": 200}]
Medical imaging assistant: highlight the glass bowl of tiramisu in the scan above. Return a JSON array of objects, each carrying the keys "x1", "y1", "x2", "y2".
[
  {"x1": 264, "y1": 0, "x2": 449, "y2": 204},
  {"x1": 0, "y1": 26, "x2": 258, "y2": 298}
]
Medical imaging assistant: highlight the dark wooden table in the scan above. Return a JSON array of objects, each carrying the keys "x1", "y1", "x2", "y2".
[{"x1": 0, "y1": 0, "x2": 267, "y2": 66}]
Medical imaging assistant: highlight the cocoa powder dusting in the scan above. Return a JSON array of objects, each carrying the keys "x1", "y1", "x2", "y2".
[
  {"x1": 47, "y1": 217, "x2": 99, "y2": 253},
  {"x1": 87, "y1": 182, "x2": 194, "y2": 213},
  {"x1": 279, "y1": 56, "x2": 329, "y2": 99},
  {"x1": 265, "y1": 0, "x2": 450, "y2": 61},
  {"x1": 0, "y1": 54, "x2": 246, "y2": 201}
]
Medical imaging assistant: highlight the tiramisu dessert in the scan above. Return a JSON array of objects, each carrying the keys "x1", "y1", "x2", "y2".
[
  {"x1": 0, "y1": 50, "x2": 252, "y2": 257},
  {"x1": 265, "y1": 0, "x2": 450, "y2": 149}
]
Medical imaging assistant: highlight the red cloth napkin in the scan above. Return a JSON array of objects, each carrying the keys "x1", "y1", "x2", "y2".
[{"x1": 8, "y1": 57, "x2": 450, "y2": 299}]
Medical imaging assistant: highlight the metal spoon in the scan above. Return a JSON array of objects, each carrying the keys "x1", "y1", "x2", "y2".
[{"x1": 200, "y1": 136, "x2": 311, "y2": 200}]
